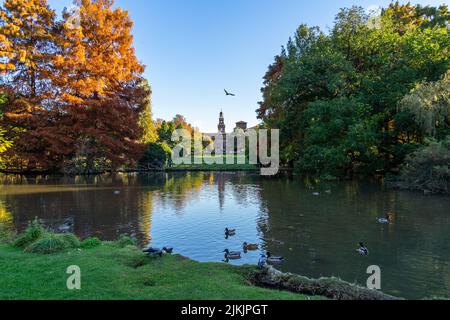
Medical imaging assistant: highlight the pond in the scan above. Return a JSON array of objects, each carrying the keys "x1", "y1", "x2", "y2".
[{"x1": 1, "y1": 172, "x2": 449, "y2": 299}]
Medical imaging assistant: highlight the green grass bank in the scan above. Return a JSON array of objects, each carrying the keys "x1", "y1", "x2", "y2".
[{"x1": 0, "y1": 243, "x2": 322, "y2": 300}]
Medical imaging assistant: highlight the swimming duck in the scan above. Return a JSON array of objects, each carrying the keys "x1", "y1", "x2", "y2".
[
  {"x1": 312, "y1": 192, "x2": 320, "y2": 196},
  {"x1": 57, "y1": 218, "x2": 73, "y2": 233},
  {"x1": 225, "y1": 228, "x2": 236, "y2": 236},
  {"x1": 143, "y1": 247, "x2": 163, "y2": 257},
  {"x1": 266, "y1": 252, "x2": 284, "y2": 264},
  {"x1": 243, "y1": 242, "x2": 259, "y2": 251},
  {"x1": 114, "y1": 190, "x2": 121, "y2": 195},
  {"x1": 377, "y1": 214, "x2": 391, "y2": 224},
  {"x1": 356, "y1": 242, "x2": 369, "y2": 256},
  {"x1": 223, "y1": 249, "x2": 241, "y2": 260}
]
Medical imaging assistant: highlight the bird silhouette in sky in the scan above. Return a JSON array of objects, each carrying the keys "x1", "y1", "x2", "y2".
[{"x1": 224, "y1": 89, "x2": 236, "y2": 96}]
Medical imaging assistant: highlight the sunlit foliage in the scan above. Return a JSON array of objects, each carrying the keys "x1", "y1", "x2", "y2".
[
  {"x1": 399, "y1": 72, "x2": 450, "y2": 138},
  {"x1": 0, "y1": 0, "x2": 151, "y2": 172},
  {"x1": 257, "y1": 3, "x2": 449, "y2": 179}
]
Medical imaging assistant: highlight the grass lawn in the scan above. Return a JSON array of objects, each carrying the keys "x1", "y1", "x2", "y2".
[
  {"x1": 171, "y1": 155, "x2": 258, "y2": 170},
  {"x1": 0, "y1": 243, "x2": 322, "y2": 300}
]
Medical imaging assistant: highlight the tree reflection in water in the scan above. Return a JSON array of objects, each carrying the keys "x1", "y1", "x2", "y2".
[{"x1": 1, "y1": 172, "x2": 450, "y2": 299}]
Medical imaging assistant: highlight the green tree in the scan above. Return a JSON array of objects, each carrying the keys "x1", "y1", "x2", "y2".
[
  {"x1": 138, "y1": 80, "x2": 158, "y2": 144},
  {"x1": 257, "y1": 3, "x2": 449, "y2": 178},
  {"x1": 157, "y1": 120, "x2": 171, "y2": 144},
  {"x1": 296, "y1": 97, "x2": 379, "y2": 178},
  {"x1": 399, "y1": 72, "x2": 450, "y2": 139},
  {"x1": 258, "y1": 24, "x2": 355, "y2": 166},
  {"x1": 138, "y1": 142, "x2": 169, "y2": 169}
]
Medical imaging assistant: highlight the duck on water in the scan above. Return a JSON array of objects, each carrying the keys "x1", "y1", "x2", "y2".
[
  {"x1": 57, "y1": 218, "x2": 73, "y2": 233},
  {"x1": 243, "y1": 242, "x2": 258, "y2": 251},
  {"x1": 357, "y1": 242, "x2": 369, "y2": 255},
  {"x1": 377, "y1": 213, "x2": 392, "y2": 224},
  {"x1": 225, "y1": 228, "x2": 236, "y2": 236},
  {"x1": 223, "y1": 249, "x2": 241, "y2": 260}
]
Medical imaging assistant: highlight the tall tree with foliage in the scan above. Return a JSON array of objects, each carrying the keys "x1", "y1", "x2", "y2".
[
  {"x1": 157, "y1": 120, "x2": 175, "y2": 146},
  {"x1": 52, "y1": 0, "x2": 147, "y2": 171},
  {"x1": 138, "y1": 80, "x2": 158, "y2": 144},
  {"x1": 0, "y1": 0, "x2": 58, "y2": 170},
  {"x1": 257, "y1": 3, "x2": 449, "y2": 179},
  {"x1": 1, "y1": 0, "x2": 150, "y2": 173}
]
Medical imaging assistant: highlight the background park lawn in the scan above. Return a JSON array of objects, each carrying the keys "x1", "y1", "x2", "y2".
[{"x1": 171, "y1": 155, "x2": 259, "y2": 170}]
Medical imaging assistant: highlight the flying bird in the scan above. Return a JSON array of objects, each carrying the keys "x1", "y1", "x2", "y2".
[{"x1": 224, "y1": 89, "x2": 236, "y2": 96}]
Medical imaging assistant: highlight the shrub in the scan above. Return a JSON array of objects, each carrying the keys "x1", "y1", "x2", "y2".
[
  {"x1": 61, "y1": 233, "x2": 81, "y2": 249},
  {"x1": 80, "y1": 237, "x2": 102, "y2": 249},
  {"x1": 25, "y1": 233, "x2": 80, "y2": 254},
  {"x1": 13, "y1": 218, "x2": 46, "y2": 248},
  {"x1": 397, "y1": 138, "x2": 450, "y2": 194},
  {"x1": 115, "y1": 235, "x2": 137, "y2": 248},
  {"x1": 138, "y1": 143, "x2": 169, "y2": 169},
  {"x1": 62, "y1": 156, "x2": 112, "y2": 175}
]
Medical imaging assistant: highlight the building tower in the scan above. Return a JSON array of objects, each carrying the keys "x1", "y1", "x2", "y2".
[{"x1": 218, "y1": 110, "x2": 226, "y2": 134}]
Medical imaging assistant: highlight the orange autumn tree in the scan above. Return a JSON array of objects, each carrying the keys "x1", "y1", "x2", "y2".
[
  {"x1": 52, "y1": 0, "x2": 147, "y2": 172},
  {"x1": 0, "y1": 0, "x2": 60, "y2": 170},
  {"x1": 1, "y1": 0, "x2": 150, "y2": 172}
]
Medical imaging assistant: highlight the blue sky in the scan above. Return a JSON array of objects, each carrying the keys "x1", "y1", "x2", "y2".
[{"x1": 46, "y1": 0, "x2": 448, "y2": 132}]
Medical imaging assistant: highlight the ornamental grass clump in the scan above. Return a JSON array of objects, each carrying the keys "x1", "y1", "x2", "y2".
[
  {"x1": 13, "y1": 218, "x2": 46, "y2": 249},
  {"x1": 25, "y1": 233, "x2": 80, "y2": 254}
]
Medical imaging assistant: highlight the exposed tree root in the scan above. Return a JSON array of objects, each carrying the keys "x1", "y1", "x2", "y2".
[{"x1": 248, "y1": 266, "x2": 403, "y2": 300}]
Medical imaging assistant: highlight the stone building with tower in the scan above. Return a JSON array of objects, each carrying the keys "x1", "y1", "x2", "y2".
[
  {"x1": 216, "y1": 110, "x2": 248, "y2": 134},
  {"x1": 215, "y1": 110, "x2": 249, "y2": 154}
]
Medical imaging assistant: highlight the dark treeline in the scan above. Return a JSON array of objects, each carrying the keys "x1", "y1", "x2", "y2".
[{"x1": 257, "y1": 2, "x2": 449, "y2": 192}]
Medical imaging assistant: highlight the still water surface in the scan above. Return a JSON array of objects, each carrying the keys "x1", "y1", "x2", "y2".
[{"x1": 1, "y1": 172, "x2": 449, "y2": 299}]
